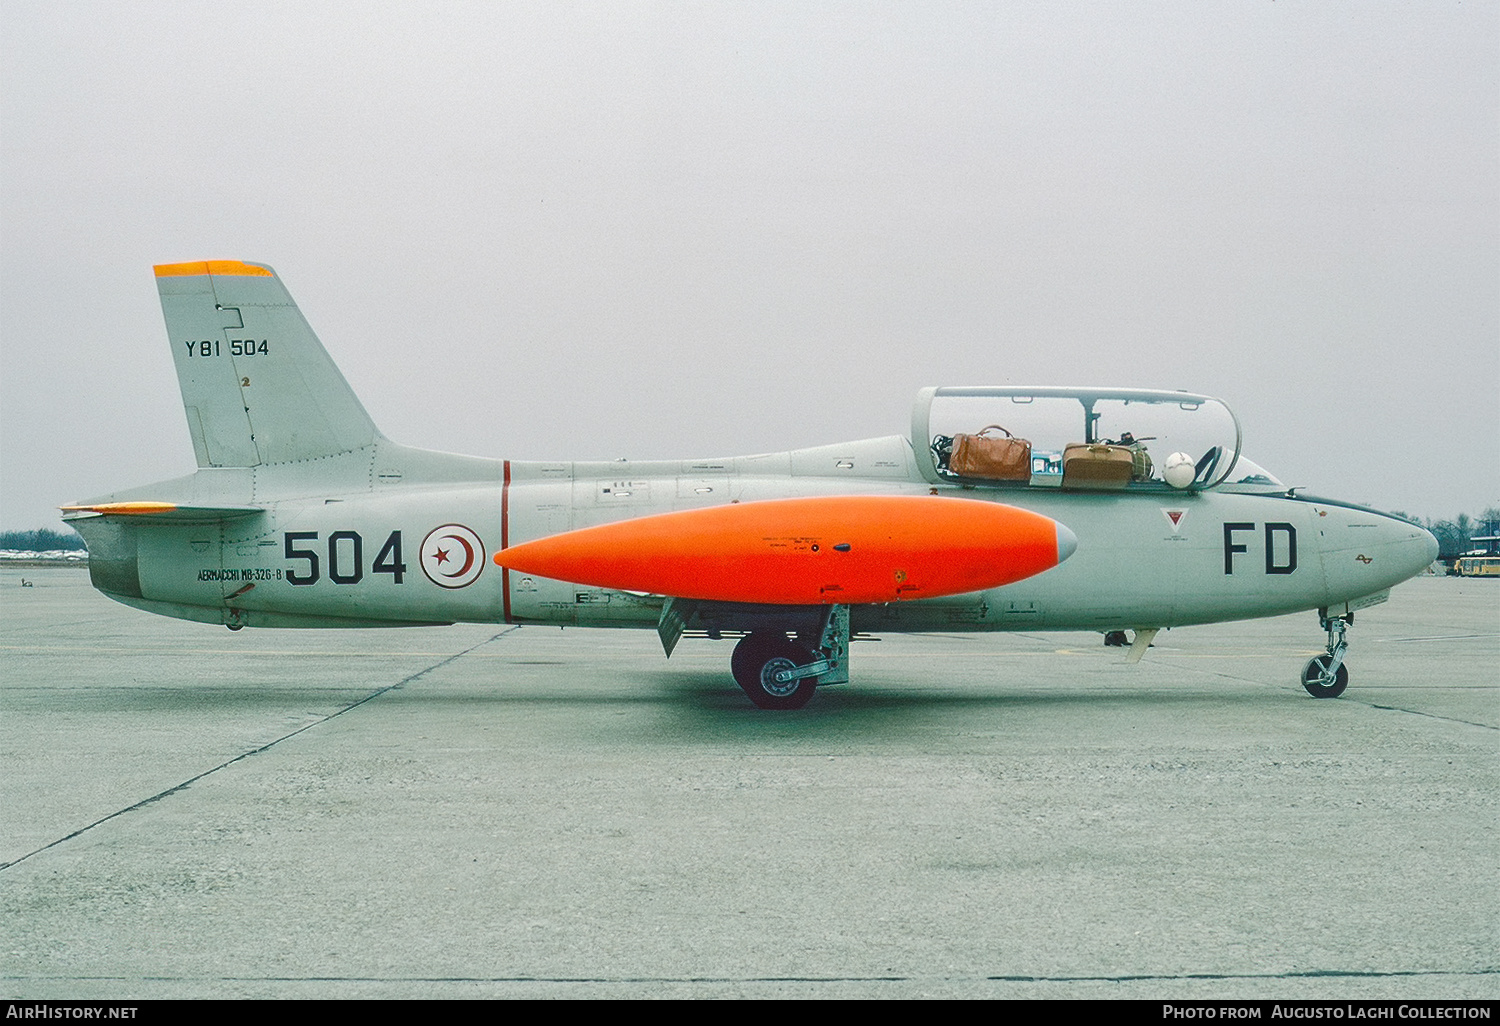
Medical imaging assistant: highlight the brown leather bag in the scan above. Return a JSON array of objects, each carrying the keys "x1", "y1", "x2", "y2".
[
  {"x1": 949, "y1": 425, "x2": 1031, "y2": 481},
  {"x1": 1062, "y1": 443, "x2": 1134, "y2": 489}
]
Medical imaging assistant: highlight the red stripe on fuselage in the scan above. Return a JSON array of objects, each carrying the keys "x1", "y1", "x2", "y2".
[{"x1": 501, "y1": 459, "x2": 511, "y2": 624}]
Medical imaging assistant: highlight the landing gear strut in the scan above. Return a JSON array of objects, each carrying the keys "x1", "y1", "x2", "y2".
[
  {"x1": 732, "y1": 633, "x2": 820, "y2": 709},
  {"x1": 730, "y1": 606, "x2": 850, "y2": 710},
  {"x1": 1302, "y1": 613, "x2": 1351, "y2": 698}
]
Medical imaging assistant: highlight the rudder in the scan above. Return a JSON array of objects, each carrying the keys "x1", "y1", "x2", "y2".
[{"x1": 156, "y1": 260, "x2": 379, "y2": 467}]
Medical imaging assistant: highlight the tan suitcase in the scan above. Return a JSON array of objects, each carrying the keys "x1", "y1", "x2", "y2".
[
  {"x1": 1062, "y1": 443, "x2": 1134, "y2": 489},
  {"x1": 949, "y1": 425, "x2": 1031, "y2": 481}
]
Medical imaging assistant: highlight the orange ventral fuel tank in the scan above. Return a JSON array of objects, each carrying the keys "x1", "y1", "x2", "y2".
[{"x1": 493, "y1": 495, "x2": 1077, "y2": 605}]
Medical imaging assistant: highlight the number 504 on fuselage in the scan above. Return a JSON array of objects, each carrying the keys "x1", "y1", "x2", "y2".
[{"x1": 64, "y1": 261, "x2": 1437, "y2": 709}]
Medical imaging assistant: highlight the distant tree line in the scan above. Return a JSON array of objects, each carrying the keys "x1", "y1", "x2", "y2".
[
  {"x1": 0, "y1": 527, "x2": 86, "y2": 551},
  {"x1": 1389, "y1": 508, "x2": 1500, "y2": 562}
]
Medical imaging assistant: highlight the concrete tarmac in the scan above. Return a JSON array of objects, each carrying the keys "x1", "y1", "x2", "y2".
[{"x1": 1, "y1": 567, "x2": 1496, "y2": 999}]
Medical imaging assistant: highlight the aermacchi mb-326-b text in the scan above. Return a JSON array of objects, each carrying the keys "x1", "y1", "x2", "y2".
[{"x1": 64, "y1": 261, "x2": 1438, "y2": 709}]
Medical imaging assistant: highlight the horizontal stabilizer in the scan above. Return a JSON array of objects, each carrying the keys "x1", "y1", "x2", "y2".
[
  {"x1": 60, "y1": 502, "x2": 262, "y2": 522},
  {"x1": 494, "y1": 495, "x2": 1076, "y2": 605}
]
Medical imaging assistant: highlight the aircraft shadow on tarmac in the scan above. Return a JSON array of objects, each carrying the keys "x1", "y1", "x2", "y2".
[
  {"x1": 23, "y1": 648, "x2": 1305, "y2": 732},
  {"x1": 564, "y1": 663, "x2": 1292, "y2": 717},
  {"x1": 655, "y1": 673, "x2": 1289, "y2": 713}
]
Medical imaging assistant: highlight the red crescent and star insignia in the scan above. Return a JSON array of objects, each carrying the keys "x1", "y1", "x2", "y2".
[{"x1": 420, "y1": 524, "x2": 486, "y2": 589}]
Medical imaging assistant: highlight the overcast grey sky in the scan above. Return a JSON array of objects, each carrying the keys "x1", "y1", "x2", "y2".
[{"x1": 2, "y1": 1, "x2": 1495, "y2": 529}]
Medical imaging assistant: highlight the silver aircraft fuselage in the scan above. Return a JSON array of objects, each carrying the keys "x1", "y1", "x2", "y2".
[
  {"x1": 67, "y1": 261, "x2": 1438, "y2": 709},
  {"x1": 80, "y1": 432, "x2": 1434, "y2": 635}
]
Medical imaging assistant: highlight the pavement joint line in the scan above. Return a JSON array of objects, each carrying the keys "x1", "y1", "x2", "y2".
[
  {"x1": 0, "y1": 627, "x2": 518, "y2": 874},
  {"x1": 6, "y1": 618, "x2": 116, "y2": 631},
  {"x1": 1136, "y1": 661, "x2": 1291, "y2": 689},
  {"x1": 1, "y1": 968, "x2": 1495, "y2": 984},
  {"x1": 1378, "y1": 633, "x2": 1500, "y2": 643},
  {"x1": 1162, "y1": 662, "x2": 1500, "y2": 728},
  {"x1": 1363, "y1": 702, "x2": 1499, "y2": 731},
  {"x1": 1136, "y1": 655, "x2": 1489, "y2": 703}
]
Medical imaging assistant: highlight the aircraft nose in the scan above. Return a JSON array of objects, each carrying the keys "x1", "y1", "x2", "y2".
[
  {"x1": 1381, "y1": 517, "x2": 1438, "y2": 582},
  {"x1": 1317, "y1": 505, "x2": 1437, "y2": 599},
  {"x1": 1367, "y1": 514, "x2": 1438, "y2": 584},
  {"x1": 1411, "y1": 524, "x2": 1439, "y2": 577},
  {"x1": 1056, "y1": 521, "x2": 1078, "y2": 565},
  {"x1": 1420, "y1": 526, "x2": 1439, "y2": 566}
]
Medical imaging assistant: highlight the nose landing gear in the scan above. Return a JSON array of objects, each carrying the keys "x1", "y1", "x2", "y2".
[{"x1": 1302, "y1": 613, "x2": 1351, "y2": 698}]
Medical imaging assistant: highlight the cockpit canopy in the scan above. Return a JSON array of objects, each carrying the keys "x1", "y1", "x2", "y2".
[{"x1": 911, "y1": 386, "x2": 1247, "y2": 493}]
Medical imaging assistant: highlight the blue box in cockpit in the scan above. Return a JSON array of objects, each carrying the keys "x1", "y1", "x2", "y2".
[{"x1": 1030, "y1": 451, "x2": 1063, "y2": 487}]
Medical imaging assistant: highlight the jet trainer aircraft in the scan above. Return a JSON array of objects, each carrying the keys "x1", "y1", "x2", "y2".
[{"x1": 64, "y1": 261, "x2": 1438, "y2": 709}]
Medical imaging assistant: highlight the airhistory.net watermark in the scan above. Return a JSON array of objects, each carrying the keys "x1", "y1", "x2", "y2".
[{"x1": 5, "y1": 1007, "x2": 137, "y2": 1020}]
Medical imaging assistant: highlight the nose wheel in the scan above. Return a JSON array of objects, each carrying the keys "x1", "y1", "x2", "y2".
[{"x1": 1302, "y1": 614, "x2": 1351, "y2": 698}]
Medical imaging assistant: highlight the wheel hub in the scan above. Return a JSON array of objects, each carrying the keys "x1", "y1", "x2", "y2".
[{"x1": 760, "y1": 657, "x2": 803, "y2": 697}]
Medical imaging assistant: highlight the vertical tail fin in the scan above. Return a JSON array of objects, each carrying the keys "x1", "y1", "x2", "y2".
[{"x1": 156, "y1": 260, "x2": 379, "y2": 467}]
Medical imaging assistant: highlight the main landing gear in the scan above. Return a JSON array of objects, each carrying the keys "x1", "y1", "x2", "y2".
[
  {"x1": 1302, "y1": 613, "x2": 1351, "y2": 698},
  {"x1": 732, "y1": 633, "x2": 820, "y2": 709},
  {"x1": 729, "y1": 606, "x2": 851, "y2": 710}
]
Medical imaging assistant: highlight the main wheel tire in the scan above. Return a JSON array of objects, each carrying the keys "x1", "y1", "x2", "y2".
[
  {"x1": 1301, "y1": 655, "x2": 1349, "y2": 698},
  {"x1": 730, "y1": 632, "x2": 772, "y2": 687},
  {"x1": 731, "y1": 633, "x2": 818, "y2": 710}
]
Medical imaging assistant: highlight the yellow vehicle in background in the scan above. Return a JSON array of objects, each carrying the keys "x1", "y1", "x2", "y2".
[{"x1": 1455, "y1": 537, "x2": 1500, "y2": 576}]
